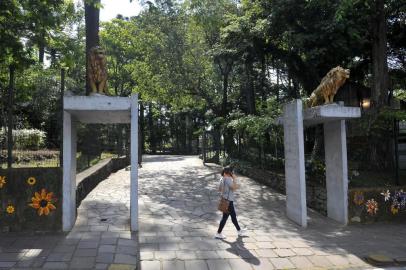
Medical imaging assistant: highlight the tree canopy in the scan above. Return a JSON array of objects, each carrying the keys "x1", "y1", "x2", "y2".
[{"x1": 0, "y1": 0, "x2": 404, "y2": 169}]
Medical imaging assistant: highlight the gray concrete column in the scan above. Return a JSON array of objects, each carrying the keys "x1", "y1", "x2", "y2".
[
  {"x1": 283, "y1": 100, "x2": 307, "y2": 227},
  {"x1": 63, "y1": 111, "x2": 77, "y2": 231},
  {"x1": 324, "y1": 120, "x2": 348, "y2": 224},
  {"x1": 130, "y1": 94, "x2": 139, "y2": 231}
]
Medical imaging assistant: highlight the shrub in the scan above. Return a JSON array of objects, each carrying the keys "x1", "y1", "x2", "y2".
[{"x1": 0, "y1": 128, "x2": 46, "y2": 150}]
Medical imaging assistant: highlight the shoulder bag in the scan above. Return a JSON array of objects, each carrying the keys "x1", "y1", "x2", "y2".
[{"x1": 217, "y1": 178, "x2": 231, "y2": 214}]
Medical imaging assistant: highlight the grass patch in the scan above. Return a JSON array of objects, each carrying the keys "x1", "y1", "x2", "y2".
[
  {"x1": 76, "y1": 152, "x2": 117, "y2": 173},
  {"x1": 1, "y1": 150, "x2": 117, "y2": 170},
  {"x1": 1, "y1": 149, "x2": 60, "y2": 168}
]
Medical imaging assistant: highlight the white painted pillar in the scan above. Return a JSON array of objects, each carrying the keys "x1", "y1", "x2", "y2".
[
  {"x1": 63, "y1": 111, "x2": 77, "y2": 231},
  {"x1": 324, "y1": 120, "x2": 348, "y2": 224},
  {"x1": 283, "y1": 100, "x2": 307, "y2": 227},
  {"x1": 130, "y1": 94, "x2": 139, "y2": 231}
]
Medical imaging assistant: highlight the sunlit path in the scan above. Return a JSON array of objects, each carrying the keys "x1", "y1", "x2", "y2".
[{"x1": 138, "y1": 155, "x2": 406, "y2": 270}]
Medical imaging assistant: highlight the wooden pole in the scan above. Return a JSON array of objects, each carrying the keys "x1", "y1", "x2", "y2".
[{"x1": 7, "y1": 65, "x2": 15, "y2": 169}]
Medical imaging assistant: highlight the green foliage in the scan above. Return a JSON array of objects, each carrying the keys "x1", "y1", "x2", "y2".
[
  {"x1": 0, "y1": 0, "x2": 78, "y2": 67},
  {"x1": 394, "y1": 89, "x2": 406, "y2": 102},
  {"x1": 0, "y1": 128, "x2": 46, "y2": 150},
  {"x1": 0, "y1": 0, "x2": 404, "y2": 172}
]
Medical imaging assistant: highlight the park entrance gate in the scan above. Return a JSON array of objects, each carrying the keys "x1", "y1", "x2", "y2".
[{"x1": 62, "y1": 95, "x2": 139, "y2": 231}]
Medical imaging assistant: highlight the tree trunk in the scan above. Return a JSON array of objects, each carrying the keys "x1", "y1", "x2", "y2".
[
  {"x1": 213, "y1": 128, "x2": 221, "y2": 163},
  {"x1": 50, "y1": 48, "x2": 57, "y2": 67},
  {"x1": 139, "y1": 98, "x2": 145, "y2": 155},
  {"x1": 276, "y1": 67, "x2": 280, "y2": 102},
  {"x1": 7, "y1": 65, "x2": 15, "y2": 168},
  {"x1": 310, "y1": 125, "x2": 323, "y2": 163},
  {"x1": 222, "y1": 73, "x2": 229, "y2": 117},
  {"x1": 261, "y1": 54, "x2": 266, "y2": 105},
  {"x1": 371, "y1": 0, "x2": 389, "y2": 107},
  {"x1": 85, "y1": 0, "x2": 100, "y2": 95},
  {"x1": 38, "y1": 44, "x2": 45, "y2": 64},
  {"x1": 59, "y1": 68, "x2": 65, "y2": 166},
  {"x1": 244, "y1": 62, "x2": 256, "y2": 114},
  {"x1": 147, "y1": 103, "x2": 156, "y2": 154}
]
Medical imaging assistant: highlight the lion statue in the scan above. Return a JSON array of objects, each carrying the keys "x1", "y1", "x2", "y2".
[
  {"x1": 307, "y1": 66, "x2": 350, "y2": 107},
  {"x1": 87, "y1": 46, "x2": 108, "y2": 95}
]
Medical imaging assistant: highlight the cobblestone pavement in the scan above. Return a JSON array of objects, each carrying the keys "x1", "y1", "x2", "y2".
[
  {"x1": 137, "y1": 155, "x2": 406, "y2": 270},
  {"x1": 1, "y1": 155, "x2": 406, "y2": 270}
]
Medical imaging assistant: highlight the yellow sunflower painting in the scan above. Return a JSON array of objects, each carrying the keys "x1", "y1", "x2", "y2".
[
  {"x1": 0, "y1": 176, "x2": 6, "y2": 188},
  {"x1": 353, "y1": 191, "x2": 364, "y2": 206},
  {"x1": 27, "y1": 177, "x2": 36, "y2": 186},
  {"x1": 29, "y1": 188, "x2": 56, "y2": 216},
  {"x1": 6, "y1": 205, "x2": 15, "y2": 214},
  {"x1": 391, "y1": 204, "x2": 399, "y2": 215}
]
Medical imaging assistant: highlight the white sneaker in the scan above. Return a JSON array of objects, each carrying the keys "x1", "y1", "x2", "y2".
[
  {"x1": 237, "y1": 228, "x2": 248, "y2": 236},
  {"x1": 214, "y1": 233, "x2": 226, "y2": 239}
]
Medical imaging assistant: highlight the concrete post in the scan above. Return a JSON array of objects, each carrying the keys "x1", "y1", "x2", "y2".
[
  {"x1": 283, "y1": 100, "x2": 307, "y2": 227},
  {"x1": 324, "y1": 120, "x2": 348, "y2": 224},
  {"x1": 63, "y1": 111, "x2": 77, "y2": 231},
  {"x1": 130, "y1": 94, "x2": 139, "y2": 231}
]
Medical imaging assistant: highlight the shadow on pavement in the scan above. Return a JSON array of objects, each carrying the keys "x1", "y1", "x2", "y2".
[{"x1": 138, "y1": 155, "x2": 406, "y2": 269}]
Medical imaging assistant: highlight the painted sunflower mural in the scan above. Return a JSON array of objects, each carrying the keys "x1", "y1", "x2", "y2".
[
  {"x1": 6, "y1": 205, "x2": 15, "y2": 214},
  {"x1": 29, "y1": 188, "x2": 56, "y2": 216},
  {"x1": 366, "y1": 199, "x2": 378, "y2": 215},
  {"x1": 27, "y1": 177, "x2": 36, "y2": 186},
  {"x1": 0, "y1": 176, "x2": 6, "y2": 188},
  {"x1": 353, "y1": 191, "x2": 364, "y2": 206}
]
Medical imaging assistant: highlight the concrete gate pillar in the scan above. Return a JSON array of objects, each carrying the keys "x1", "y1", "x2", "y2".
[
  {"x1": 130, "y1": 95, "x2": 139, "y2": 231},
  {"x1": 63, "y1": 94, "x2": 139, "y2": 232},
  {"x1": 324, "y1": 120, "x2": 348, "y2": 224},
  {"x1": 63, "y1": 111, "x2": 77, "y2": 231},
  {"x1": 282, "y1": 100, "x2": 307, "y2": 227},
  {"x1": 279, "y1": 100, "x2": 360, "y2": 227}
]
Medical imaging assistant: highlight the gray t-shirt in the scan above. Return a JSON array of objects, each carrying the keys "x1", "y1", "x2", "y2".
[{"x1": 219, "y1": 177, "x2": 237, "y2": 201}]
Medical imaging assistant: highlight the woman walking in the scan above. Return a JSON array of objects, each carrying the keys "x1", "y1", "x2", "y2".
[{"x1": 215, "y1": 167, "x2": 247, "y2": 239}]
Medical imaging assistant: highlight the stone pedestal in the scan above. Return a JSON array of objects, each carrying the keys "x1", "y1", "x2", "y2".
[
  {"x1": 63, "y1": 95, "x2": 138, "y2": 232},
  {"x1": 279, "y1": 100, "x2": 360, "y2": 226}
]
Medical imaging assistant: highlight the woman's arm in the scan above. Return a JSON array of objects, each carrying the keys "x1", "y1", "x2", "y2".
[
  {"x1": 218, "y1": 178, "x2": 224, "y2": 192},
  {"x1": 230, "y1": 175, "x2": 239, "y2": 191}
]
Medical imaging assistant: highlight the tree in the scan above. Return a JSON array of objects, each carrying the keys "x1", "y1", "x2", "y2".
[
  {"x1": 371, "y1": 0, "x2": 389, "y2": 107},
  {"x1": 85, "y1": 0, "x2": 101, "y2": 95}
]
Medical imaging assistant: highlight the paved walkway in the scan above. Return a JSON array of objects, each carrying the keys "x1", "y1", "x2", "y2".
[
  {"x1": 1, "y1": 155, "x2": 406, "y2": 270},
  {"x1": 137, "y1": 156, "x2": 406, "y2": 270}
]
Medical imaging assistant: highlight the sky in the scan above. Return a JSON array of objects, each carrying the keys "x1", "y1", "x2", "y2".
[
  {"x1": 74, "y1": 0, "x2": 143, "y2": 22},
  {"x1": 100, "y1": 0, "x2": 142, "y2": 21}
]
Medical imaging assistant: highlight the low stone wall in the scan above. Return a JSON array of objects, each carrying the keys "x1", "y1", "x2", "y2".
[
  {"x1": 349, "y1": 187, "x2": 406, "y2": 224},
  {"x1": 76, "y1": 157, "x2": 129, "y2": 207},
  {"x1": 0, "y1": 167, "x2": 62, "y2": 232}
]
